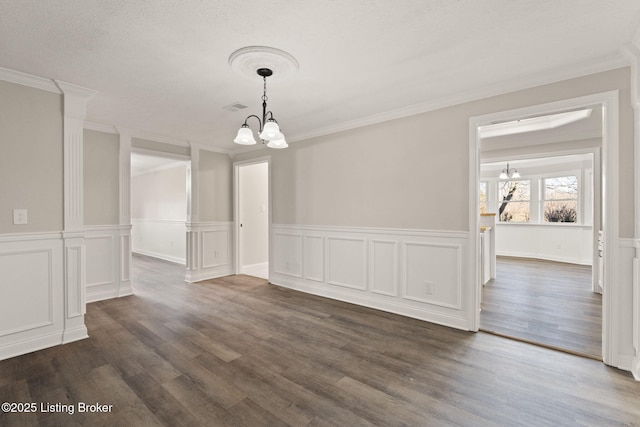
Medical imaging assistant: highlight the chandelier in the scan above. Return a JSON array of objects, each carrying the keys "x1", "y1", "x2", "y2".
[
  {"x1": 499, "y1": 162, "x2": 520, "y2": 179},
  {"x1": 233, "y1": 67, "x2": 288, "y2": 149}
]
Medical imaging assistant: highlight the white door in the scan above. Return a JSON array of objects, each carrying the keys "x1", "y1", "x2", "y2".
[{"x1": 237, "y1": 161, "x2": 269, "y2": 279}]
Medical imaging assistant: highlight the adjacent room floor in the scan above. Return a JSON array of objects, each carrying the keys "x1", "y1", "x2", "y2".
[
  {"x1": 480, "y1": 256, "x2": 601, "y2": 359},
  {"x1": 0, "y1": 255, "x2": 636, "y2": 426}
]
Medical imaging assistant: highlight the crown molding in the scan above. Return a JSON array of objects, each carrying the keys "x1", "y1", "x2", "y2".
[
  {"x1": 0, "y1": 66, "x2": 61, "y2": 93},
  {"x1": 289, "y1": 52, "x2": 631, "y2": 144},
  {"x1": 84, "y1": 121, "x2": 119, "y2": 134},
  {"x1": 55, "y1": 80, "x2": 97, "y2": 120},
  {"x1": 188, "y1": 141, "x2": 231, "y2": 156}
]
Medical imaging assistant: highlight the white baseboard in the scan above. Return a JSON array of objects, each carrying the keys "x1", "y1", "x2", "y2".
[
  {"x1": 132, "y1": 249, "x2": 185, "y2": 265},
  {"x1": 241, "y1": 262, "x2": 268, "y2": 279},
  {"x1": 62, "y1": 325, "x2": 88, "y2": 344},
  {"x1": 0, "y1": 331, "x2": 63, "y2": 361}
]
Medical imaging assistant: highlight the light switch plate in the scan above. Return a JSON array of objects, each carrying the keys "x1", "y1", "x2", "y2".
[{"x1": 13, "y1": 209, "x2": 28, "y2": 225}]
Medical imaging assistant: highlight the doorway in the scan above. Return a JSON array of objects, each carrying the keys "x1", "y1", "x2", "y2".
[
  {"x1": 478, "y1": 152, "x2": 601, "y2": 358},
  {"x1": 234, "y1": 158, "x2": 270, "y2": 279},
  {"x1": 130, "y1": 151, "x2": 189, "y2": 265},
  {"x1": 469, "y1": 91, "x2": 620, "y2": 366}
]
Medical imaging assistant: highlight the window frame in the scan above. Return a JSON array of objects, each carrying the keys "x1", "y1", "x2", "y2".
[
  {"x1": 497, "y1": 179, "x2": 531, "y2": 223},
  {"x1": 542, "y1": 174, "x2": 580, "y2": 224}
]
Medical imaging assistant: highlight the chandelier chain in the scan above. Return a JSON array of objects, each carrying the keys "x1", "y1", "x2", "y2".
[{"x1": 262, "y1": 76, "x2": 268, "y2": 102}]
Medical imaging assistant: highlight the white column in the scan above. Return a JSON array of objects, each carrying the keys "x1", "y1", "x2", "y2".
[
  {"x1": 624, "y1": 35, "x2": 640, "y2": 380},
  {"x1": 117, "y1": 127, "x2": 133, "y2": 297},
  {"x1": 55, "y1": 80, "x2": 96, "y2": 344},
  {"x1": 185, "y1": 143, "x2": 200, "y2": 282}
]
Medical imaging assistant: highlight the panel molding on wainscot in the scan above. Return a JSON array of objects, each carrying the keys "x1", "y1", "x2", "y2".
[
  {"x1": 0, "y1": 233, "x2": 65, "y2": 361},
  {"x1": 85, "y1": 225, "x2": 133, "y2": 303},
  {"x1": 185, "y1": 222, "x2": 234, "y2": 283},
  {"x1": 271, "y1": 224, "x2": 471, "y2": 330}
]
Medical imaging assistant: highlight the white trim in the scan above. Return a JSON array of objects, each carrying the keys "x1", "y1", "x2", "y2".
[
  {"x1": 621, "y1": 43, "x2": 640, "y2": 381},
  {"x1": 234, "y1": 157, "x2": 271, "y2": 276},
  {"x1": 240, "y1": 262, "x2": 269, "y2": 279},
  {"x1": 58, "y1": 81, "x2": 94, "y2": 346},
  {"x1": 131, "y1": 147, "x2": 190, "y2": 161},
  {"x1": 185, "y1": 221, "x2": 234, "y2": 282},
  {"x1": 84, "y1": 121, "x2": 119, "y2": 134},
  {"x1": 0, "y1": 66, "x2": 61, "y2": 93},
  {"x1": 270, "y1": 224, "x2": 471, "y2": 331},
  {"x1": 187, "y1": 145, "x2": 199, "y2": 223},
  {"x1": 0, "y1": 232, "x2": 63, "y2": 242},
  {"x1": 470, "y1": 90, "x2": 620, "y2": 367},
  {"x1": 326, "y1": 236, "x2": 367, "y2": 291},
  {"x1": 0, "y1": 233, "x2": 65, "y2": 361},
  {"x1": 1, "y1": 331, "x2": 64, "y2": 362},
  {"x1": 130, "y1": 218, "x2": 186, "y2": 225},
  {"x1": 132, "y1": 249, "x2": 185, "y2": 265},
  {"x1": 273, "y1": 223, "x2": 469, "y2": 239},
  {"x1": 85, "y1": 224, "x2": 133, "y2": 303}
]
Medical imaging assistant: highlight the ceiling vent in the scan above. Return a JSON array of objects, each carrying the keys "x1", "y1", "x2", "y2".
[{"x1": 223, "y1": 102, "x2": 248, "y2": 112}]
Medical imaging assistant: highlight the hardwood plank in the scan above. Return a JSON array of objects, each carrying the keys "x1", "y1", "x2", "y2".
[
  {"x1": 481, "y1": 256, "x2": 602, "y2": 358},
  {"x1": 0, "y1": 254, "x2": 637, "y2": 426}
]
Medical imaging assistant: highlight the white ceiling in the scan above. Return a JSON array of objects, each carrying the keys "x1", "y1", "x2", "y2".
[{"x1": 1, "y1": 1, "x2": 639, "y2": 153}]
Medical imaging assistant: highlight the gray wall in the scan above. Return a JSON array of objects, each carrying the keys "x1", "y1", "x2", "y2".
[
  {"x1": 199, "y1": 150, "x2": 232, "y2": 222},
  {"x1": 131, "y1": 165, "x2": 187, "y2": 220},
  {"x1": 234, "y1": 67, "x2": 634, "y2": 237},
  {"x1": 84, "y1": 129, "x2": 120, "y2": 225},
  {"x1": 0, "y1": 80, "x2": 63, "y2": 234}
]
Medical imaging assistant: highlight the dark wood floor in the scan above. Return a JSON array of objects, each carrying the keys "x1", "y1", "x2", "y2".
[
  {"x1": 480, "y1": 257, "x2": 601, "y2": 359},
  {"x1": 1, "y1": 255, "x2": 638, "y2": 426}
]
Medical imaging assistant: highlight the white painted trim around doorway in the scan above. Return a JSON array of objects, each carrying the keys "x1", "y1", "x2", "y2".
[
  {"x1": 233, "y1": 156, "x2": 271, "y2": 278},
  {"x1": 469, "y1": 90, "x2": 621, "y2": 368}
]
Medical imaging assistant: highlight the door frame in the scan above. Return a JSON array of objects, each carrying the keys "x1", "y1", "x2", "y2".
[
  {"x1": 233, "y1": 156, "x2": 271, "y2": 276},
  {"x1": 468, "y1": 90, "x2": 620, "y2": 366}
]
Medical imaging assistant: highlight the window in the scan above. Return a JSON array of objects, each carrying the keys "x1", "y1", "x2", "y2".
[
  {"x1": 544, "y1": 176, "x2": 578, "y2": 223},
  {"x1": 479, "y1": 182, "x2": 487, "y2": 214},
  {"x1": 498, "y1": 180, "x2": 530, "y2": 222}
]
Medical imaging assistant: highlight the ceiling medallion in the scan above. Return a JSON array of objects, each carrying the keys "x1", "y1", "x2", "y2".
[{"x1": 228, "y1": 46, "x2": 299, "y2": 82}]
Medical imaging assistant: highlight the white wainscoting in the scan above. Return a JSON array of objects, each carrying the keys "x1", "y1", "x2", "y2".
[
  {"x1": 0, "y1": 233, "x2": 65, "y2": 360},
  {"x1": 496, "y1": 223, "x2": 593, "y2": 265},
  {"x1": 271, "y1": 224, "x2": 471, "y2": 330},
  {"x1": 614, "y1": 238, "x2": 638, "y2": 373},
  {"x1": 131, "y1": 218, "x2": 186, "y2": 264},
  {"x1": 85, "y1": 225, "x2": 133, "y2": 303},
  {"x1": 186, "y1": 222, "x2": 234, "y2": 282}
]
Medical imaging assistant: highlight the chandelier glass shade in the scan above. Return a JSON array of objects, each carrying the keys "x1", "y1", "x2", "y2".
[
  {"x1": 233, "y1": 68, "x2": 288, "y2": 149},
  {"x1": 499, "y1": 162, "x2": 520, "y2": 179}
]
